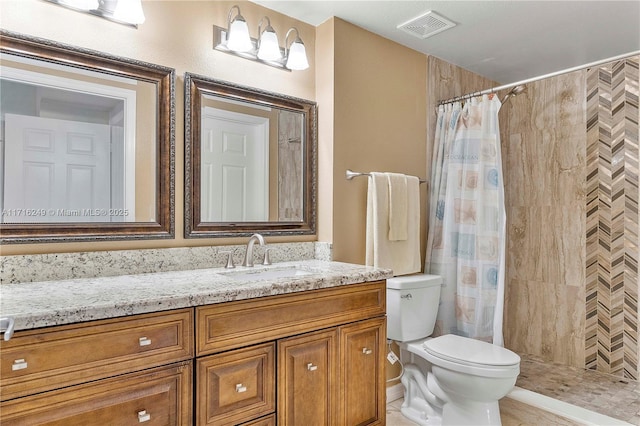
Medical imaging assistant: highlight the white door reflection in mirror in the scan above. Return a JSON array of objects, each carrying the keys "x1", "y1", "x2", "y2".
[
  {"x1": 201, "y1": 107, "x2": 268, "y2": 222},
  {"x1": 3, "y1": 114, "x2": 112, "y2": 222},
  {"x1": 0, "y1": 59, "x2": 138, "y2": 224}
]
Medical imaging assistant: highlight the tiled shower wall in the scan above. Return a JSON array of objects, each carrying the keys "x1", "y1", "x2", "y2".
[
  {"x1": 502, "y1": 56, "x2": 639, "y2": 379},
  {"x1": 585, "y1": 57, "x2": 639, "y2": 379},
  {"x1": 502, "y1": 67, "x2": 588, "y2": 369}
]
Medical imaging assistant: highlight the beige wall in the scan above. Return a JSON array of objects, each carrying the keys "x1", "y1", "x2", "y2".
[
  {"x1": 315, "y1": 18, "x2": 428, "y2": 385},
  {"x1": 325, "y1": 18, "x2": 428, "y2": 265},
  {"x1": 1, "y1": 0, "x2": 315, "y2": 255},
  {"x1": 315, "y1": 18, "x2": 335, "y2": 245}
]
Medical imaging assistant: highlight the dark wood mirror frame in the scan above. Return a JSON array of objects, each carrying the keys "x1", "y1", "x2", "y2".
[
  {"x1": 184, "y1": 73, "x2": 317, "y2": 238},
  {"x1": 0, "y1": 30, "x2": 175, "y2": 243}
]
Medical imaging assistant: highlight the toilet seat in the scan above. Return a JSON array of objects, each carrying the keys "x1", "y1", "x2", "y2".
[{"x1": 421, "y1": 335, "x2": 520, "y2": 379}]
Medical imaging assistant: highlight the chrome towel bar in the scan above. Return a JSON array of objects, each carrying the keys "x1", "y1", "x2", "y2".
[{"x1": 345, "y1": 169, "x2": 427, "y2": 184}]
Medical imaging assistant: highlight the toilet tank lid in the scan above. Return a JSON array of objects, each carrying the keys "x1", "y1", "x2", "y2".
[{"x1": 387, "y1": 274, "x2": 442, "y2": 289}]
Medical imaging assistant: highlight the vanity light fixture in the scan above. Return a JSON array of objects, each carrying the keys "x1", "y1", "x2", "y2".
[
  {"x1": 284, "y1": 27, "x2": 309, "y2": 71},
  {"x1": 213, "y1": 5, "x2": 309, "y2": 71},
  {"x1": 257, "y1": 17, "x2": 282, "y2": 61},
  {"x1": 43, "y1": 0, "x2": 145, "y2": 27},
  {"x1": 113, "y1": 0, "x2": 145, "y2": 25},
  {"x1": 57, "y1": 0, "x2": 99, "y2": 10},
  {"x1": 226, "y1": 5, "x2": 252, "y2": 52}
]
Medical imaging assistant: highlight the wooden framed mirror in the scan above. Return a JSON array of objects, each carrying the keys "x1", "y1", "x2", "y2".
[
  {"x1": 184, "y1": 73, "x2": 317, "y2": 238},
  {"x1": 0, "y1": 30, "x2": 175, "y2": 243}
]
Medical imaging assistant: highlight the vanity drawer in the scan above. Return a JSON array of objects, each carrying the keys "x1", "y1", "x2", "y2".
[
  {"x1": 0, "y1": 308, "x2": 194, "y2": 401},
  {"x1": 241, "y1": 414, "x2": 276, "y2": 426},
  {"x1": 0, "y1": 361, "x2": 192, "y2": 425},
  {"x1": 197, "y1": 342, "x2": 275, "y2": 426},
  {"x1": 196, "y1": 281, "x2": 385, "y2": 356}
]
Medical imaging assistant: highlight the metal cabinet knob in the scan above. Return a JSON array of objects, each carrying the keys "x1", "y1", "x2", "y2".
[
  {"x1": 12, "y1": 359, "x2": 27, "y2": 371},
  {"x1": 307, "y1": 363, "x2": 318, "y2": 371},
  {"x1": 236, "y1": 383, "x2": 247, "y2": 393},
  {"x1": 138, "y1": 410, "x2": 151, "y2": 422},
  {"x1": 362, "y1": 348, "x2": 373, "y2": 355},
  {"x1": 139, "y1": 337, "x2": 151, "y2": 347}
]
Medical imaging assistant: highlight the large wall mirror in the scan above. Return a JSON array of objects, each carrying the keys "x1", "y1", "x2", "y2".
[
  {"x1": 0, "y1": 31, "x2": 175, "y2": 243},
  {"x1": 185, "y1": 73, "x2": 317, "y2": 238}
]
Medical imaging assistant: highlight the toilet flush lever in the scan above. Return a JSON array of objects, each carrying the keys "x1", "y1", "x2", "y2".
[{"x1": 400, "y1": 293, "x2": 413, "y2": 300}]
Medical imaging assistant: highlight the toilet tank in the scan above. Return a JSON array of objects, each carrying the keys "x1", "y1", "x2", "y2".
[{"x1": 386, "y1": 274, "x2": 442, "y2": 342}]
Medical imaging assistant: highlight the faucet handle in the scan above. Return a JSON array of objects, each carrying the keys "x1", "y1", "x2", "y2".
[
  {"x1": 262, "y1": 248, "x2": 272, "y2": 266},
  {"x1": 220, "y1": 251, "x2": 235, "y2": 269}
]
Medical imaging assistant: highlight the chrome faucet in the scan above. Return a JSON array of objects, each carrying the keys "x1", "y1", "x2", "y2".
[{"x1": 242, "y1": 233, "x2": 265, "y2": 267}]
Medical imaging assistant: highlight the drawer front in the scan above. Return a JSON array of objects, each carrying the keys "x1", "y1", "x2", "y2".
[
  {"x1": 197, "y1": 281, "x2": 385, "y2": 355},
  {"x1": 241, "y1": 414, "x2": 275, "y2": 426},
  {"x1": 197, "y1": 343, "x2": 275, "y2": 426},
  {"x1": 0, "y1": 308, "x2": 194, "y2": 401},
  {"x1": 0, "y1": 361, "x2": 192, "y2": 425}
]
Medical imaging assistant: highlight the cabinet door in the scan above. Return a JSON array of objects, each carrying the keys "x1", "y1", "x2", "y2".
[
  {"x1": 339, "y1": 317, "x2": 386, "y2": 426},
  {"x1": 0, "y1": 361, "x2": 192, "y2": 425},
  {"x1": 277, "y1": 328, "x2": 338, "y2": 426},
  {"x1": 197, "y1": 343, "x2": 275, "y2": 425}
]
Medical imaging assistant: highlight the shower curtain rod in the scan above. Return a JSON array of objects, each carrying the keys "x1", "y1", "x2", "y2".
[{"x1": 437, "y1": 50, "x2": 640, "y2": 106}]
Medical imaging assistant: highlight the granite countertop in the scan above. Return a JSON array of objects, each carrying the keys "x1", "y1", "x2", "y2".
[{"x1": 0, "y1": 260, "x2": 392, "y2": 331}]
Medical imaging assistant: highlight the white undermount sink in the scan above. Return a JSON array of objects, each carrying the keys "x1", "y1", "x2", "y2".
[{"x1": 221, "y1": 266, "x2": 314, "y2": 281}]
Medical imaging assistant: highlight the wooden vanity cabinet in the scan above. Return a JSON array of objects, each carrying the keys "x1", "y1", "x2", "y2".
[
  {"x1": 0, "y1": 279, "x2": 386, "y2": 426},
  {"x1": 196, "y1": 281, "x2": 387, "y2": 426}
]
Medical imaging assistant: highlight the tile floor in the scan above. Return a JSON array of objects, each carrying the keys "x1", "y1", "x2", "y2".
[
  {"x1": 386, "y1": 398, "x2": 421, "y2": 426},
  {"x1": 516, "y1": 354, "x2": 640, "y2": 424},
  {"x1": 385, "y1": 353, "x2": 640, "y2": 425},
  {"x1": 385, "y1": 397, "x2": 582, "y2": 426}
]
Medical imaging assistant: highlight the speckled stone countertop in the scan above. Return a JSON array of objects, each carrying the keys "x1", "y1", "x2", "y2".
[{"x1": 0, "y1": 260, "x2": 392, "y2": 331}]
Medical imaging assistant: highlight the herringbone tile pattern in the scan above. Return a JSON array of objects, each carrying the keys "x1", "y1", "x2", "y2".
[{"x1": 585, "y1": 57, "x2": 639, "y2": 380}]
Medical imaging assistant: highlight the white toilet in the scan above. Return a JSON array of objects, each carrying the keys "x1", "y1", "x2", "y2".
[{"x1": 387, "y1": 274, "x2": 520, "y2": 426}]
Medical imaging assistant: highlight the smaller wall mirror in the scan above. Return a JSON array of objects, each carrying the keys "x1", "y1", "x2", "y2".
[
  {"x1": 185, "y1": 73, "x2": 317, "y2": 238},
  {"x1": 0, "y1": 31, "x2": 175, "y2": 243}
]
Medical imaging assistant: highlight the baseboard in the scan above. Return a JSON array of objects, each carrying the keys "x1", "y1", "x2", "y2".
[
  {"x1": 507, "y1": 387, "x2": 633, "y2": 426},
  {"x1": 386, "y1": 383, "x2": 404, "y2": 403}
]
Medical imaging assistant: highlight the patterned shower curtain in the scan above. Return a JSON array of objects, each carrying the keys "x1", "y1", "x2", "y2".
[{"x1": 425, "y1": 95, "x2": 506, "y2": 346}]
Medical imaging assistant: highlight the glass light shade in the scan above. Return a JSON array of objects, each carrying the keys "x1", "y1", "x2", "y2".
[
  {"x1": 113, "y1": 0, "x2": 146, "y2": 25},
  {"x1": 257, "y1": 30, "x2": 282, "y2": 61},
  {"x1": 59, "y1": 0, "x2": 99, "y2": 10},
  {"x1": 286, "y1": 41, "x2": 309, "y2": 70},
  {"x1": 227, "y1": 19, "x2": 253, "y2": 52}
]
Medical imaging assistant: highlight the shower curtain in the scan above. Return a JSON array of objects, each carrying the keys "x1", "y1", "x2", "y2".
[{"x1": 425, "y1": 95, "x2": 506, "y2": 346}]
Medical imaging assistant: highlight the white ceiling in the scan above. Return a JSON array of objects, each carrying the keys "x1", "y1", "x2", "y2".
[{"x1": 251, "y1": 1, "x2": 640, "y2": 84}]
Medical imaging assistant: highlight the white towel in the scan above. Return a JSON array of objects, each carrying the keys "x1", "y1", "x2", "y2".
[
  {"x1": 387, "y1": 173, "x2": 408, "y2": 241},
  {"x1": 366, "y1": 172, "x2": 421, "y2": 276}
]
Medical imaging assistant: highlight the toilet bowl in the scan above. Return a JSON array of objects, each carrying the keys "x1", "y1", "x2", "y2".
[{"x1": 387, "y1": 275, "x2": 520, "y2": 426}]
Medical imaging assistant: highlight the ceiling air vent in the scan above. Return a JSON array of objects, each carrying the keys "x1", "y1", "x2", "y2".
[{"x1": 397, "y1": 10, "x2": 456, "y2": 39}]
